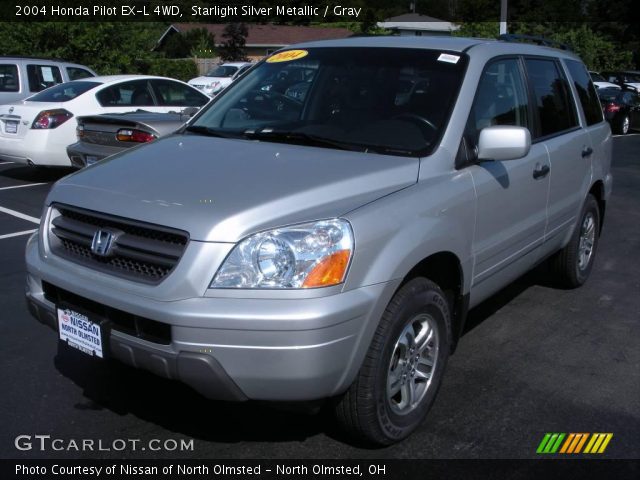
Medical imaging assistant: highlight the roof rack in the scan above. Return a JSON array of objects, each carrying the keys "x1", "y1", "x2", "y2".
[{"x1": 497, "y1": 34, "x2": 572, "y2": 51}]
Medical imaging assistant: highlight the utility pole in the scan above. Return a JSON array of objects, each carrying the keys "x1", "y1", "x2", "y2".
[{"x1": 500, "y1": 0, "x2": 508, "y2": 35}]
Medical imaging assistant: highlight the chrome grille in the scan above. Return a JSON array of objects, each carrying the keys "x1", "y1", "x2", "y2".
[{"x1": 49, "y1": 204, "x2": 189, "y2": 284}]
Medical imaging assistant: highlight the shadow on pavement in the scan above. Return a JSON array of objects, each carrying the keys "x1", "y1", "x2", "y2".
[{"x1": 0, "y1": 165, "x2": 75, "y2": 183}]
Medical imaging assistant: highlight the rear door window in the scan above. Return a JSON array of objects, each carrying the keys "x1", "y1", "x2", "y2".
[
  {"x1": 524, "y1": 58, "x2": 578, "y2": 138},
  {"x1": 27, "y1": 64, "x2": 63, "y2": 92},
  {"x1": 565, "y1": 59, "x2": 604, "y2": 126},
  {"x1": 0, "y1": 64, "x2": 19, "y2": 92}
]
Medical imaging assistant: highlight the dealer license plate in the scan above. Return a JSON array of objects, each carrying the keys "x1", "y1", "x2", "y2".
[
  {"x1": 5, "y1": 120, "x2": 17, "y2": 134},
  {"x1": 57, "y1": 307, "x2": 104, "y2": 358}
]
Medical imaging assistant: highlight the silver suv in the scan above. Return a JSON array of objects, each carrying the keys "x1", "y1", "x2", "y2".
[
  {"x1": 0, "y1": 56, "x2": 96, "y2": 104},
  {"x1": 25, "y1": 36, "x2": 612, "y2": 445}
]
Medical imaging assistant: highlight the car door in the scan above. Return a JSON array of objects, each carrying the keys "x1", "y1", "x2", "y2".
[
  {"x1": 465, "y1": 57, "x2": 550, "y2": 294},
  {"x1": 524, "y1": 57, "x2": 591, "y2": 246}
]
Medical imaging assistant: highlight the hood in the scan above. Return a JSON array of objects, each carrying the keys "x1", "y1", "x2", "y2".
[{"x1": 49, "y1": 135, "x2": 419, "y2": 242}]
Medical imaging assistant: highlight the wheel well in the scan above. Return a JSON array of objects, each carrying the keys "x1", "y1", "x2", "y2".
[
  {"x1": 401, "y1": 252, "x2": 467, "y2": 351},
  {"x1": 589, "y1": 181, "x2": 606, "y2": 232}
]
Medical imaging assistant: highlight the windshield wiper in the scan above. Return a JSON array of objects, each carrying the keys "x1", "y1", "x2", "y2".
[
  {"x1": 242, "y1": 130, "x2": 365, "y2": 152},
  {"x1": 183, "y1": 125, "x2": 244, "y2": 139}
]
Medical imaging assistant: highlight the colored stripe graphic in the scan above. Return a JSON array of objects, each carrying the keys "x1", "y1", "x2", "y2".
[
  {"x1": 539, "y1": 433, "x2": 613, "y2": 454},
  {"x1": 537, "y1": 433, "x2": 565, "y2": 454}
]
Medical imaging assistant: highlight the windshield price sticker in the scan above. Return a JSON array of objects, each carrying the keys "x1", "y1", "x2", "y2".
[
  {"x1": 266, "y1": 50, "x2": 309, "y2": 63},
  {"x1": 438, "y1": 53, "x2": 461, "y2": 64}
]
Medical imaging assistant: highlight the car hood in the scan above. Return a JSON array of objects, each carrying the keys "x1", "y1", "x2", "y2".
[{"x1": 49, "y1": 135, "x2": 419, "y2": 242}]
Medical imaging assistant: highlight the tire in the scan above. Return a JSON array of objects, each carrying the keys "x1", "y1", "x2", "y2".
[
  {"x1": 550, "y1": 194, "x2": 600, "y2": 288},
  {"x1": 615, "y1": 115, "x2": 630, "y2": 135},
  {"x1": 334, "y1": 278, "x2": 451, "y2": 445}
]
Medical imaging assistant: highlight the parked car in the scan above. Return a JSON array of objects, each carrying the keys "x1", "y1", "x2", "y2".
[
  {"x1": 0, "y1": 75, "x2": 209, "y2": 166},
  {"x1": 67, "y1": 109, "x2": 198, "y2": 168},
  {"x1": 589, "y1": 71, "x2": 620, "y2": 90},
  {"x1": 188, "y1": 62, "x2": 252, "y2": 96},
  {"x1": 0, "y1": 56, "x2": 96, "y2": 105},
  {"x1": 26, "y1": 36, "x2": 611, "y2": 446},
  {"x1": 600, "y1": 70, "x2": 640, "y2": 93},
  {"x1": 597, "y1": 87, "x2": 640, "y2": 134}
]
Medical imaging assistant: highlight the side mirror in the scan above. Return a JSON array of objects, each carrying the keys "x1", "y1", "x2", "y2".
[{"x1": 477, "y1": 125, "x2": 531, "y2": 161}]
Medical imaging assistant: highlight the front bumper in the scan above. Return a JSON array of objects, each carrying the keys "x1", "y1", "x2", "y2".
[{"x1": 25, "y1": 234, "x2": 399, "y2": 402}]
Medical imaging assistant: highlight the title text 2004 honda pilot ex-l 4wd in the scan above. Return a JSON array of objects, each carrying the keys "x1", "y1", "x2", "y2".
[{"x1": 25, "y1": 36, "x2": 612, "y2": 445}]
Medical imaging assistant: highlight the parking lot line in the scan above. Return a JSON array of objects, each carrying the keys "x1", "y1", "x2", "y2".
[
  {"x1": 0, "y1": 229, "x2": 37, "y2": 240},
  {"x1": 0, "y1": 206, "x2": 40, "y2": 224},
  {"x1": 0, "y1": 183, "x2": 47, "y2": 191}
]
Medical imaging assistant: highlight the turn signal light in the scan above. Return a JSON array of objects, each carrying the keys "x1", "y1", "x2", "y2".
[
  {"x1": 302, "y1": 250, "x2": 351, "y2": 288},
  {"x1": 116, "y1": 129, "x2": 156, "y2": 143}
]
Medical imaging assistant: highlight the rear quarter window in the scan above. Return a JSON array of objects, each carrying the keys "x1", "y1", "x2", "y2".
[
  {"x1": 565, "y1": 59, "x2": 604, "y2": 126},
  {"x1": 67, "y1": 67, "x2": 95, "y2": 81}
]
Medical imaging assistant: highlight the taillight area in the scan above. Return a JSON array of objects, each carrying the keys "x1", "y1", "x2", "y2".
[
  {"x1": 32, "y1": 109, "x2": 73, "y2": 129},
  {"x1": 605, "y1": 103, "x2": 621, "y2": 113},
  {"x1": 116, "y1": 128, "x2": 156, "y2": 143},
  {"x1": 76, "y1": 124, "x2": 84, "y2": 139}
]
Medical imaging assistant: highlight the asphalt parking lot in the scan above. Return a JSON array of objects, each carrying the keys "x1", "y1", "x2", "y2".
[{"x1": 0, "y1": 136, "x2": 638, "y2": 460}]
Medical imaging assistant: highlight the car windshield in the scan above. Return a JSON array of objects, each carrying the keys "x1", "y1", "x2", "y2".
[
  {"x1": 206, "y1": 66, "x2": 238, "y2": 77},
  {"x1": 189, "y1": 48, "x2": 468, "y2": 157},
  {"x1": 626, "y1": 74, "x2": 640, "y2": 83},
  {"x1": 590, "y1": 72, "x2": 606, "y2": 82},
  {"x1": 27, "y1": 81, "x2": 102, "y2": 102}
]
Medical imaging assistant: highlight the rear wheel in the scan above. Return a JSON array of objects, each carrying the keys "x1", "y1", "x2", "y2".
[
  {"x1": 550, "y1": 194, "x2": 600, "y2": 288},
  {"x1": 615, "y1": 115, "x2": 630, "y2": 135},
  {"x1": 333, "y1": 278, "x2": 451, "y2": 445}
]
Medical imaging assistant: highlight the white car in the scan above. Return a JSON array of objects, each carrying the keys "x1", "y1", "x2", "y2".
[
  {"x1": 188, "y1": 62, "x2": 252, "y2": 97},
  {"x1": 0, "y1": 75, "x2": 209, "y2": 166},
  {"x1": 589, "y1": 71, "x2": 621, "y2": 90}
]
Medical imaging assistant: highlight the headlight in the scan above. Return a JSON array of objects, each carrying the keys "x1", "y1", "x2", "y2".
[{"x1": 211, "y1": 219, "x2": 353, "y2": 289}]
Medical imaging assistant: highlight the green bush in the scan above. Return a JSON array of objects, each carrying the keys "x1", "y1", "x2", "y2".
[{"x1": 134, "y1": 58, "x2": 198, "y2": 82}]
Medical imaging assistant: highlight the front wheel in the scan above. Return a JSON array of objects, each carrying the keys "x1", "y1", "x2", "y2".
[
  {"x1": 549, "y1": 194, "x2": 600, "y2": 288},
  {"x1": 333, "y1": 278, "x2": 451, "y2": 445}
]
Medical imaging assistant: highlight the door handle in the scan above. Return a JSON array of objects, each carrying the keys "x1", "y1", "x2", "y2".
[
  {"x1": 582, "y1": 147, "x2": 593, "y2": 158},
  {"x1": 533, "y1": 164, "x2": 550, "y2": 179}
]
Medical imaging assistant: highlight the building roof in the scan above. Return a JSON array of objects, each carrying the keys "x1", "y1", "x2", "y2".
[
  {"x1": 157, "y1": 23, "x2": 353, "y2": 48},
  {"x1": 377, "y1": 13, "x2": 459, "y2": 33}
]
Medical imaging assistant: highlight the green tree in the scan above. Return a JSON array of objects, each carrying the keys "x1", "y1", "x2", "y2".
[{"x1": 219, "y1": 23, "x2": 248, "y2": 61}]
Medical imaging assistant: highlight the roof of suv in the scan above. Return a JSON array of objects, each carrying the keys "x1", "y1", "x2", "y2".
[{"x1": 291, "y1": 35, "x2": 581, "y2": 60}]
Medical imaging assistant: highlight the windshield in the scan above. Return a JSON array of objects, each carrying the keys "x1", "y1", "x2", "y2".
[
  {"x1": 625, "y1": 74, "x2": 640, "y2": 83},
  {"x1": 189, "y1": 47, "x2": 468, "y2": 156},
  {"x1": 27, "y1": 81, "x2": 102, "y2": 102},
  {"x1": 590, "y1": 72, "x2": 605, "y2": 82},
  {"x1": 206, "y1": 65, "x2": 238, "y2": 77}
]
